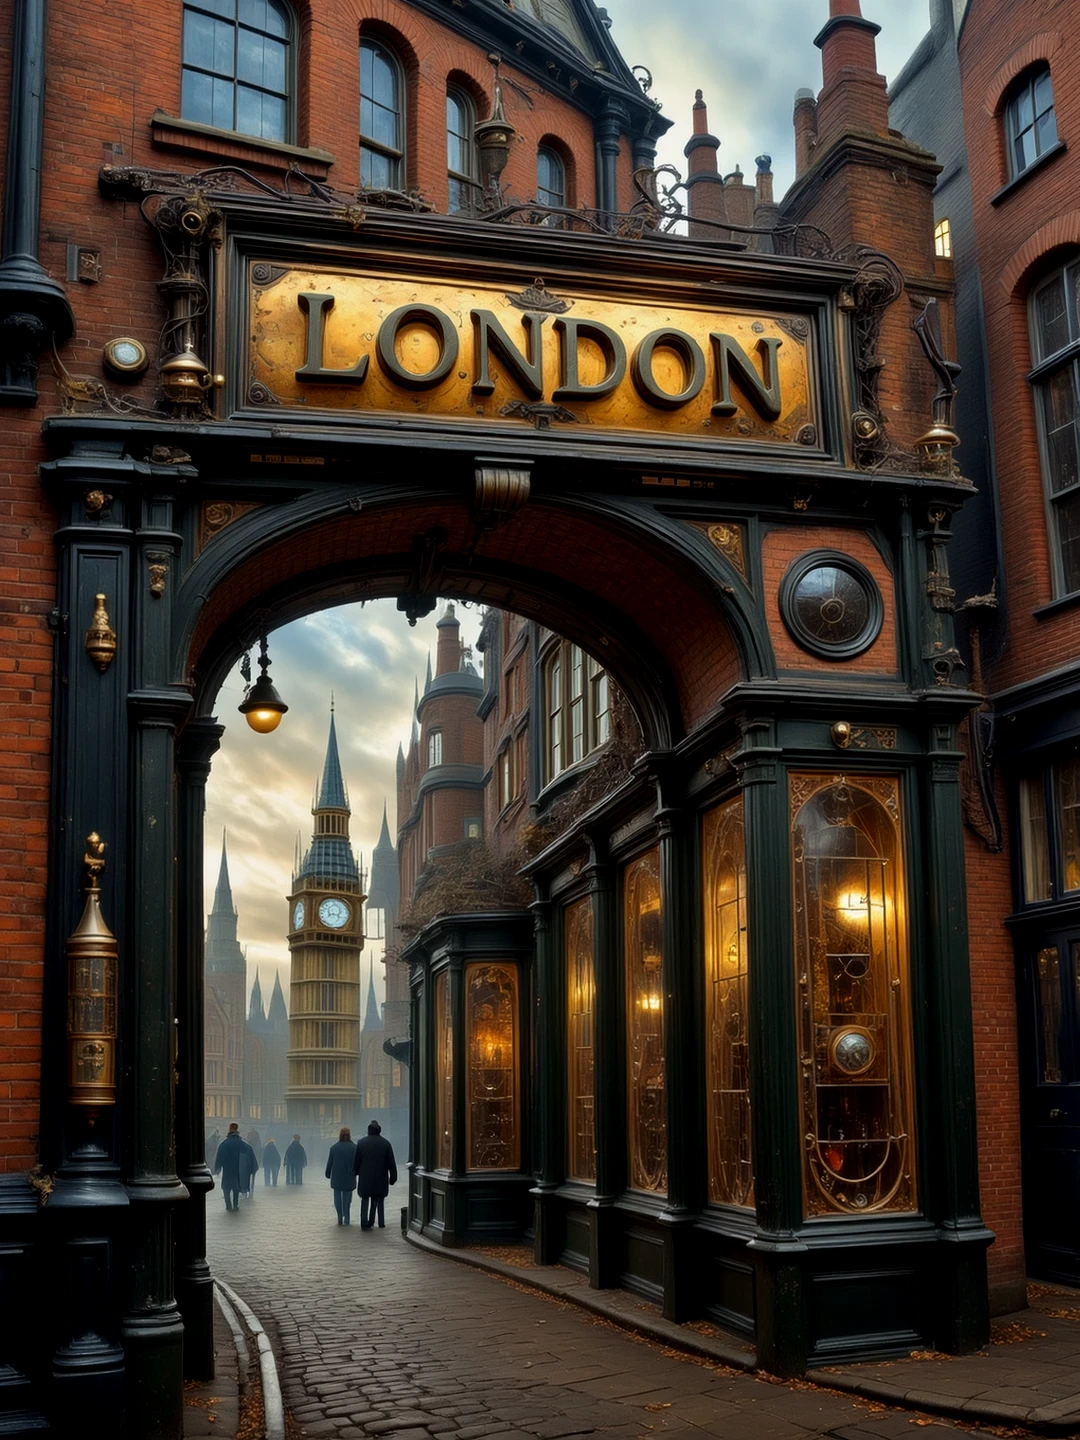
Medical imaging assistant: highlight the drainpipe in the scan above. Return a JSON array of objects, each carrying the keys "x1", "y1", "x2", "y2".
[{"x1": 0, "y1": 0, "x2": 74, "y2": 405}]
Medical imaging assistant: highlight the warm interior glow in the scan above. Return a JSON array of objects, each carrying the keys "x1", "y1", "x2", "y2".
[
  {"x1": 245, "y1": 706, "x2": 284, "y2": 734},
  {"x1": 834, "y1": 890, "x2": 871, "y2": 926}
]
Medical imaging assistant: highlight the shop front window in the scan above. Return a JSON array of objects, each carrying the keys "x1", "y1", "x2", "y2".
[
  {"x1": 466, "y1": 963, "x2": 519, "y2": 1170},
  {"x1": 434, "y1": 969, "x2": 453, "y2": 1169},
  {"x1": 625, "y1": 848, "x2": 666, "y2": 1194},
  {"x1": 1019, "y1": 757, "x2": 1080, "y2": 903},
  {"x1": 566, "y1": 897, "x2": 596, "y2": 1183},
  {"x1": 703, "y1": 796, "x2": 753, "y2": 1208},
  {"x1": 791, "y1": 775, "x2": 916, "y2": 1216}
]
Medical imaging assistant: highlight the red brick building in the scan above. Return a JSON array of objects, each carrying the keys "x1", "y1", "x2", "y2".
[{"x1": 0, "y1": 0, "x2": 1013, "y2": 1433}]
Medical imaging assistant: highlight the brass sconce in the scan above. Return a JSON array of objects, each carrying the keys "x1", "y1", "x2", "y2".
[
  {"x1": 84, "y1": 593, "x2": 117, "y2": 672},
  {"x1": 66, "y1": 833, "x2": 118, "y2": 1113}
]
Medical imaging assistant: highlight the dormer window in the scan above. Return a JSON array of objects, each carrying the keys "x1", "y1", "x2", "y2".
[{"x1": 1005, "y1": 66, "x2": 1057, "y2": 180}]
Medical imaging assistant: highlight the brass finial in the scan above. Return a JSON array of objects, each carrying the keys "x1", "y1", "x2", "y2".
[
  {"x1": 67, "y1": 833, "x2": 118, "y2": 1110},
  {"x1": 85, "y1": 832, "x2": 106, "y2": 889},
  {"x1": 85, "y1": 594, "x2": 117, "y2": 672}
]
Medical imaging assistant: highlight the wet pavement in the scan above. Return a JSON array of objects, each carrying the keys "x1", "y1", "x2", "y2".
[{"x1": 199, "y1": 1171, "x2": 1019, "y2": 1440}]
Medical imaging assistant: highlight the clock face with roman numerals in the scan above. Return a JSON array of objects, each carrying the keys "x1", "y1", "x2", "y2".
[{"x1": 318, "y1": 897, "x2": 351, "y2": 930}]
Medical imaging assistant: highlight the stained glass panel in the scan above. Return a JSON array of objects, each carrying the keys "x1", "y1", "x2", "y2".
[
  {"x1": 791, "y1": 775, "x2": 916, "y2": 1216},
  {"x1": 625, "y1": 848, "x2": 666, "y2": 1194},
  {"x1": 566, "y1": 898, "x2": 596, "y2": 1183},
  {"x1": 703, "y1": 797, "x2": 753, "y2": 1208},
  {"x1": 434, "y1": 970, "x2": 453, "y2": 1170},
  {"x1": 466, "y1": 963, "x2": 519, "y2": 1170}
]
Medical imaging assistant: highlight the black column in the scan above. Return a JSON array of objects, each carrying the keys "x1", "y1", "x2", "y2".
[
  {"x1": 923, "y1": 722, "x2": 992, "y2": 1352},
  {"x1": 656, "y1": 762, "x2": 701, "y2": 1322},
  {"x1": 0, "y1": 0, "x2": 74, "y2": 402},
  {"x1": 740, "y1": 718, "x2": 808, "y2": 1376},
  {"x1": 175, "y1": 719, "x2": 224, "y2": 1381},
  {"x1": 593, "y1": 99, "x2": 629, "y2": 219},
  {"x1": 586, "y1": 834, "x2": 620, "y2": 1289},
  {"x1": 531, "y1": 886, "x2": 562, "y2": 1264}
]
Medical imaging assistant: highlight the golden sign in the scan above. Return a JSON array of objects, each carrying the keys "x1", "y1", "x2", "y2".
[{"x1": 246, "y1": 265, "x2": 818, "y2": 446}]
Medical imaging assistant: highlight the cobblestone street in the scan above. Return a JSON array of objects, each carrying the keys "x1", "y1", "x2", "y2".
[{"x1": 206, "y1": 1176, "x2": 1000, "y2": 1440}]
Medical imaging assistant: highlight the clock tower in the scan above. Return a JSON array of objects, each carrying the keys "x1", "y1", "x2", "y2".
[{"x1": 286, "y1": 707, "x2": 366, "y2": 1137}]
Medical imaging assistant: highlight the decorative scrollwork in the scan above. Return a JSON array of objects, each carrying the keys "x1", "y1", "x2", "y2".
[
  {"x1": 247, "y1": 381, "x2": 282, "y2": 406},
  {"x1": 500, "y1": 400, "x2": 580, "y2": 429},
  {"x1": 251, "y1": 262, "x2": 290, "y2": 289},
  {"x1": 505, "y1": 277, "x2": 573, "y2": 314}
]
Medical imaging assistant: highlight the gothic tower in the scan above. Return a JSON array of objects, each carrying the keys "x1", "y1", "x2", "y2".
[
  {"x1": 286, "y1": 708, "x2": 366, "y2": 1137},
  {"x1": 204, "y1": 832, "x2": 246, "y2": 1125}
]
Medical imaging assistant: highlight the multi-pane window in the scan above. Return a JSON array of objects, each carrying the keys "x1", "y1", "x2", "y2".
[
  {"x1": 497, "y1": 746, "x2": 514, "y2": 810},
  {"x1": 1005, "y1": 66, "x2": 1058, "y2": 179},
  {"x1": 181, "y1": 0, "x2": 291, "y2": 142},
  {"x1": 1019, "y1": 757, "x2": 1080, "y2": 904},
  {"x1": 360, "y1": 39, "x2": 404, "y2": 189},
  {"x1": 428, "y1": 730, "x2": 442, "y2": 768},
  {"x1": 537, "y1": 146, "x2": 566, "y2": 208},
  {"x1": 1030, "y1": 260, "x2": 1080, "y2": 595},
  {"x1": 565, "y1": 898, "x2": 596, "y2": 1183},
  {"x1": 625, "y1": 849, "x2": 666, "y2": 1194},
  {"x1": 447, "y1": 88, "x2": 476, "y2": 213},
  {"x1": 542, "y1": 641, "x2": 611, "y2": 785},
  {"x1": 933, "y1": 218, "x2": 952, "y2": 259}
]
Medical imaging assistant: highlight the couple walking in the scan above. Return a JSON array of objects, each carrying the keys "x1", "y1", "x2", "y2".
[{"x1": 325, "y1": 1120, "x2": 397, "y2": 1228}]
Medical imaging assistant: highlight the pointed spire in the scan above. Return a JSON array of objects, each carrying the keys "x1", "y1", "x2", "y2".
[
  {"x1": 396, "y1": 743, "x2": 405, "y2": 781},
  {"x1": 212, "y1": 830, "x2": 236, "y2": 917},
  {"x1": 425, "y1": 652, "x2": 433, "y2": 691},
  {"x1": 248, "y1": 969, "x2": 265, "y2": 1025},
  {"x1": 363, "y1": 956, "x2": 382, "y2": 1031},
  {"x1": 268, "y1": 969, "x2": 288, "y2": 1028},
  {"x1": 316, "y1": 706, "x2": 349, "y2": 811},
  {"x1": 375, "y1": 802, "x2": 394, "y2": 852}
]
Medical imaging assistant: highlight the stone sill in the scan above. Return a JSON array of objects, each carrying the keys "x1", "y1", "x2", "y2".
[
  {"x1": 150, "y1": 111, "x2": 334, "y2": 179},
  {"x1": 990, "y1": 139, "x2": 1066, "y2": 206}
]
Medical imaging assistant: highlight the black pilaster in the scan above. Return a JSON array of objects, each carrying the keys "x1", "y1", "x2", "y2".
[
  {"x1": 531, "y1": 886, "x2": 561, "y2": 1264},
  {"x1": 175, "y1": 719, "x2": 224, "y2": 1382},
  {"x1": 586, "y1": 834, "x2": 620, "y2": 1289},
  {"x1": 593, "y1": 99, "x2": 629, "y2": 218}
]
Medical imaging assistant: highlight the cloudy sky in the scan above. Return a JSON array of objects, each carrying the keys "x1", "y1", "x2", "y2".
[{"x1": 204, "y1": 0, "x2": 935, "y2": 1012}]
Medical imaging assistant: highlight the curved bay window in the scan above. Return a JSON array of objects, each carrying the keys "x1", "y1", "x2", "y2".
[
  {"x1": 543, "y1": 641, "x2": 610, "y2": 785},
  {"x1": 466, "y1": 963, "x2": 519, "y2": 1170},
  {"x1": 434, "y1": 969, "x2": 453, "y2": 1170},
  {"x1": 181, "y1": 0, "x2": 292, "y2": 142},
  {"x1": 360, "y1": 39, "x2": 404, "y2": 190},
  {"x1": 625, "y1": 848, "x2": 666, "y2": 1194},
  {"x1": 791, "y1": 775, "x2": 916, "y2": 1216},
  {"x1": 703, "y1": 797, "x2": 753, "y2": 1208},
  {"x1": 566, "y1": 897, "x2": 596, "y2": 1183}
]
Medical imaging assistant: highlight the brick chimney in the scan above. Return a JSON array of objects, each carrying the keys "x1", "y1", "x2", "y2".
[
  {"x1": 684, "y1": 90, "x2": 726, "y2": 239},
  {"x1": 813, "y1": 0, "x2": 890, "y2": 149},
  {"x1": 793, "y1": 88, "x2": 818, "y2": 178}
]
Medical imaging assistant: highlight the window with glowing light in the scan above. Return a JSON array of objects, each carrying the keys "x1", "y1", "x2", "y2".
[
  {"x1": 933, "y1": 218, "x2": 952, "y2": 259},
  {"x1": 434, "y1": 969, "x2": 454, "y2": 1170},
  {"x1": 1019, "y1": 759, "x2": 1080, "y2": 903},
  {"x1": 703, "y1": 796, "x2": 753, "y2": 1208},
  {"x1": 791, "y1": 775, "x2": 917, "y2": 1216},
  {"x1": 625, "y1": 848, "x2": 666, "y2": 1194},
  {"x1": 466, "y1": 963, "x2": 519, "y2": 1170},
  {"x1": 566, "y1": 897, "x2": 596, "y2": 1183}
]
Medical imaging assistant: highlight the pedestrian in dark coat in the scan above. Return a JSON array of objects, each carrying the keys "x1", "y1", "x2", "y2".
[
  {"x1": 284, "y1": 1134, "x2": 307, "y2": 1184},
  {"x1": 213, "y1": 1124, "x2": 254, "y2": 1212},
  {"x1": 325, "y1": 1127, "x2": 357, "y2": 1225},
  {"x1": 243, "y1": 1129, "x2": 263, "y2": 1191},
  {"x1": 353, "y1": 1120, "x2": 398, "y2": 1230},
  {"x1": 262, "y1": 1138, "x2": 281, "y2": 1187}
]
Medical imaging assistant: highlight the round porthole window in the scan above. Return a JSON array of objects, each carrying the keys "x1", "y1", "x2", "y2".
[{"x1": 779, "y1": 550, "x2": 884, "y2": 659}]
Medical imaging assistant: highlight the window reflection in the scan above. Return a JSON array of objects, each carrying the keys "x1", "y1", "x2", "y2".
[
  {"x1": 566, "y1": 898, "x2": 596, "y2": 1183},
  {"x1": 1037, "y1": 946, "x2": 1063, "y2": 1084},
  {"x1": 466, "y1": 964, "x2": 519, "y2": 1170},
  {"x1": 791, "y1": 775, "x2": 916, "y2": 1216},
  {"x1": 703, "y1": 797, "x2": 753, "y2": 1208},
  {"x1": 625, "y1": 849, "x2": 666, "y2": 1194}
]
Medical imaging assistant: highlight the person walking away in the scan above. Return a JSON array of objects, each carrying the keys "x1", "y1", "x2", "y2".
[
  {"x1": 354, "y1": 1120, "x2": 397, "y2": 1230},
  {"x1": 284, "y1": 1134, "x2": 307, "y2": 1184},
  {"x1": 213, "y1": 1123, "x2": 247, "y2": 1212},
  {"x1": 262, "y1": 1137, "x2": 281, "y2": 1186},
  {"x1": 325, "y1": 1127, "x2": 357, "y2": 1224}
]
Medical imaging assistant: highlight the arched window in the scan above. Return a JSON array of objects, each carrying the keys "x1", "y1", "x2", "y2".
[
  {"x1": 447, "y1": 88, "x2": 476, "y2": 213},
  {"x1": 1005, "y1": 65, "x2": 1058, "y2": 179},
  {"x1": 537, "y1": 146, "x2": 566, "y2": 208},
  {"x1": 181, "y1": 0, "x2": 292, "y2": 142},
  {"x1": 360, "y1": 39, "x2": 405, "y2": 189},
  {"x1": 1030, "y1": 257, "x2": 1080, "y2": 596}
]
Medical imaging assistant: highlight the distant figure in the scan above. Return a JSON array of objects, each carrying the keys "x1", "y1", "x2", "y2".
[
  {"x1": 207, "y1": 1128, "x2": 221, "y2": 1157},
  {"x1": 354, "y1": 1120, "x2": 398, "y2": 1230},
  {"x1": 213, "y1": 1123, "x2": 257, "y2": 1212},
  {"x1": 262, "y1": 1138, "x2": 281, "y2": 1187},
  {"x1": 284, "y1": 1134, "x2": 307, "y2": 1185},
  {"x1": 325, "y1": 1126, "x2": 357, "y2": 1225},
  {"x1": 243, "y1": 1129, "x2": 263, "y2": 1192}
]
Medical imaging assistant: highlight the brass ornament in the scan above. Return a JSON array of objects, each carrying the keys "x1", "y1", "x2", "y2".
[
  {"x1": 66, "y1": 833, "x2": 119, "y2": 1110},
  {"x1": 84, "y1": 593, "x2": 117, "y2": 672},
  {"x1": 84, "y1": 488, "x2": 111, "y2": 515},
  {"x1": 474, "y1": 464, "x2": 532, "y2": 528},
  {"x1": 147, "y1": 557, "x2": 169, "y2": 597},
  {"x1": 160, "y1": 344, "x2": 224, "y2": 407}
]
